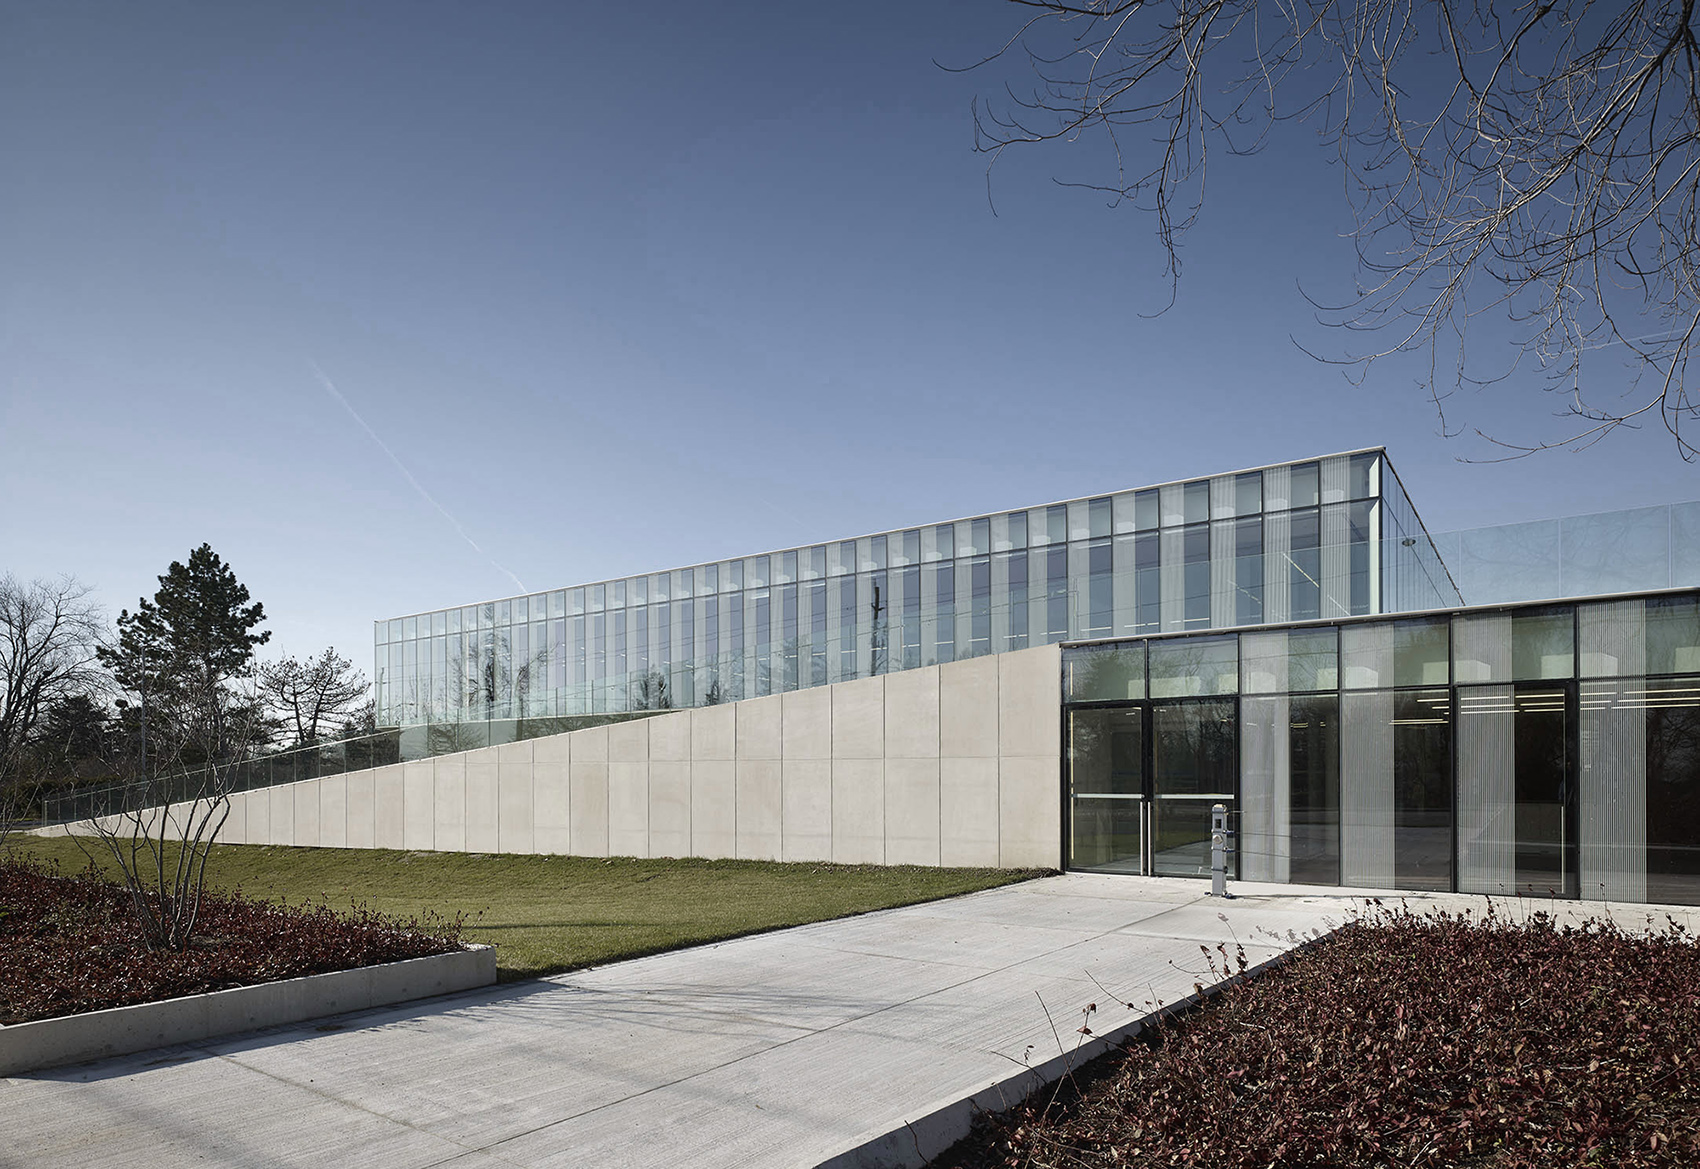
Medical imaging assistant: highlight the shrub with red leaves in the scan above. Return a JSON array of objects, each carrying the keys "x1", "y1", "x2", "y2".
[
  {"x1": 934, "y1": 902, "x2": 1700, "y2": 1169},
  {"x1": 0, "y1": 854, "x2": 466, "y2": 1024}
]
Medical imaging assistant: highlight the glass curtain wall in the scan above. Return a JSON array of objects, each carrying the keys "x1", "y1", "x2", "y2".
[
  {"x1": 377, "y1": 450, "x2": 1445, "y2": 725},
  {"x1": 1066, "y1": 589, "x2": 1700, "y2": 902}
]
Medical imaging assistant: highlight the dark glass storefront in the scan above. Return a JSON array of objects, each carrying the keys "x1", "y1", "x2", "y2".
[{"x1": 1063, "y1": 591, "x2": 1700, "y2": 906}]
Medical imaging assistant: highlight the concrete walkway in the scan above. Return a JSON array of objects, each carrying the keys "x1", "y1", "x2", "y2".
[{"x1": 8, "y1": 875, "x2": 1692, "y2": 1169}]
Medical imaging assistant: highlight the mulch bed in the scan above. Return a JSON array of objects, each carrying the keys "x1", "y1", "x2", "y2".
[
  {"x1": 0, "y1": 853, "x2": 464, "y2": 1025},
  {"x1": 933, "y1": 901, "x2": 1700, "y2": 1168}
]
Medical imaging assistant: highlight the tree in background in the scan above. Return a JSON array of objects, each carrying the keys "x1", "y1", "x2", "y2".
[
  {"x1": 90, "y1": 545, "x2": 271, "y2": 951},
  {"x1": 0, "y1": 574, "x2": 106, "y2": 843},
  {"x1": 966, "y1": 0, "x2": 1700, "y2": 457},
  {"x1": 259, "y1": 648, "x2": 369, "y2": 747},
  {"x1": 100, "y1": 543, "x2": 269, "y2": 713}
]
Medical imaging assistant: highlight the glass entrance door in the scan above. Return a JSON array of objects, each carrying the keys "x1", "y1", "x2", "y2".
[
  {"x1": 1512, "y1": 684, "x2": 1576, "y2": 897},
  {"x1": 1151, "y1": 698, "x2": 1238, "y2": 877},
  {"x1": 1068, "y1": 707, "x2": 1146, "y2": 873},
  {"x1": 1069, "y1": 700, "x2": 1238, "y2": 877}
]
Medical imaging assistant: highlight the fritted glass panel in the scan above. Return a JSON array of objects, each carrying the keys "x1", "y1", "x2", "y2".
[
  {"x1": 1394, "y1": 688, "x2": 1453, "y2": 890},
  {"x1": 1089, "y1": 497, "x2": 1112, "y2": 539},
  {"x1": 1290, "y1": 462, "x2": 1320, "y2": 509},
  {"x1": 1290, "y1": 507, "x2": 1322, "y2": 621},
  {"x1": 1457, "y1": 685, "x2": 1576, "y2": 897},
  {"x1": 1343, "y1": 617, "x2": 1449, "y2": 689},
  {"x1": 1234, "y1": 516, "x2": 1263, "y2": 626},
  {"x1": 1649, "y1": 596, "x2": 1700, "y2": 676},
  {"x1": 1348, "y1": 452, "x2": 1379, "y2": 500},
  {"x1": 1005, "y1": 514, "x2": 1026, "y2": 549},
  {"x1": 1235, "y1": 472, "x2": 1262, "y2": 517},
  {"x1": 1149, "y1": 635, "x2": 1237, "y2": 698},
  {"x1": 1183, "y1": 524, "x2": 1210, "y2": 629},
  {"x1": 1290, "y1": 693, "x2": 1341, "y2": 885},
  {"x1": 1243, "y1": 628, "x2": 1339, "y2": 693},
  {"x1": 1512, "y1": 609, "x2": 1574, "y2": 680},
  {"x1": 1066, "y1": 643, "x2": 1145, "y2": 701},
  {"x1": 1134, "y1": 490, "x2": 1159, "y2": 531},
  {"x1": 1183, "y1": 481, "x2": 1209, "y2": 526},
  {"x1": 1647, "y1": 676, "x2": 1700, "y2": 903},
  {"x1": 1455, "y1": 608, "x2": 1574, "y2": 682}
]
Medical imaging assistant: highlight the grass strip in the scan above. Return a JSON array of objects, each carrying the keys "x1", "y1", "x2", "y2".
[{"x1": 6, "y1": 835, "x2": 1043, "y2": 982}]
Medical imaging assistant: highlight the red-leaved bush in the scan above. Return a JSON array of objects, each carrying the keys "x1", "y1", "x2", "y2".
[
  {"x1": 0, "y1": 854, "x2": 466, "y2": 1025},
  {"x1": 935, "y1": 901, "x2": 1700, "y2": 1168}
]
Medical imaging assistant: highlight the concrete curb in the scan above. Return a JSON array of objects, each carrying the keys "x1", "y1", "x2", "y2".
[
  {"x1": 817, "y1": 945, "x2": 1312, "y2": 1168},
  {"x1": 0, "y1": 944, "x2": 497, "y2": 1076}
]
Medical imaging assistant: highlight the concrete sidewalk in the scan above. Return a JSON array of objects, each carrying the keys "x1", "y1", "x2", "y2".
[{"x1": 8, "y1": 875, "x2": 1689, "y2": 1169}]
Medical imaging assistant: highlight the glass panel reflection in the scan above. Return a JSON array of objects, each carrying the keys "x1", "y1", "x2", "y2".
[{"x1": 1069, "y1": 707, "x2": 1145, "y2": 872}]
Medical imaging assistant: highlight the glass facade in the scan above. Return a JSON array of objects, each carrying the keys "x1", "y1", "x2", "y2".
[
  {"x1": 377, "y1": 449, "x2": 1459, "y2": 726},
  {"x1": 1064, "y1": 589, "x2": 1700, "y2": 905}
]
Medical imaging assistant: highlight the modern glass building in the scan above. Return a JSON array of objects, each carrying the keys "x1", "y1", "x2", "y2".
[
  {"x1": 375, "y1": 449, "x2": 1458, "y2": 727},
  {"x1": 221, "y1": 444, "x2": 1689, "y2": 907},
  {"x1": 1063, "y1": 590, "x2": 1700, "y2": 903}
]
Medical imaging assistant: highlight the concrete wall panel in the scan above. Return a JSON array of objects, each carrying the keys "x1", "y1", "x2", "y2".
[
  {"x1": 832, "y1": 677, "x2": 885, "y2": 759},
  {"x1": 607, "y1": 761, "x2": 649, "y2": 857},
  {"x1": 433, "y1": 756, "x2": 467, "y2": 853},
  {"x1": 781, "y1": 687, "x2": 833, "y2": 760},
  {"x1": 737, "y1": 694, "x2": 783, "y2": 760},
  {"x1": 999, "y1": 645, "x2": 1061, "y2": 759},
  {"x1": 465, "y1": 757, "x2": 499, "y2": 853},
  {"x1": 373, "y1": 764, "x2": 405, "y2": 850},
  {"x1": 648, "y1": 710, "x2": 691, "y2": 762},
  {"x1": 345, "y1": 770, "x2": 375, "y2": 849},
  {"x1": 940, "y1": 757, "x2": 1000, "y2": 868},
  {"x1": 572, "y1": 723, "x2": 610, "y2": 763},
  {"x1": 533, "y1": 731, "x2": 571, "y2": 766},
  {"x1": 607, "y1": 718, "x2": 649, "y2": 764},
  {"x1": 885, "y1": 758, "x2": 941, "y2": 867},
  {"x1": 737, "y1": 760, "x2": 782, "y2": 861},
  {"x1": 690, "y1": 759, "x2": 737, "y2": 859},
  {"x1": 780, "y1": 759, "x2": 833, "y2": 862},
  {"x1": 293, "y1": 778, "x2": 322, "y2": 848},
  {"x1": 403, "y1": 762, "x2": 435, "y2": 851},
  {"x1": 318, "y1": 774, "x2": 347, "y2": 849},
  {"x1": 221, "y1": 789, "x2": 250, "y2": 845},
  {"x1": 832, "y1": 758, "x2": 884, "y2": 864},
  {"x1": 269, "y1": 782, "x2": 295, "y2": 847},
  {"x1": 999, "y1": 756, "x2": 1062, "y2": 869},
  {"x1": 884, "y1": 667, "x2": 940, "y2": 759},
  {"x1": 569, "y1": 762, "x2": 610, "y2": 856},
  {"x1": 533, "y1": 750, "x2": 570, "y2": 856},
  {"x1": 940, "y1": 655, "x2": 999, "y2": 758},
  {"x1": 497, "y1": 744, "x2": 536, "y2": 855},
  {"x1": 648, "y1": 760, "x2": 691, "y2": 857},
  {"x1": 691, "y1": 705, "x2": 736, "y2": 760}
]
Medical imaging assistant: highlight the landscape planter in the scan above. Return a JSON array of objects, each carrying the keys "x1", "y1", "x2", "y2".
[{"x1": 0, "y1": 944, "x2": 496, "y2": 1076}]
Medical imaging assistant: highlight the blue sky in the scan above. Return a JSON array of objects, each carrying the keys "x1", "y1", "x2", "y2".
[{"x1": 2, "y1": 1, "x2": 1693, "y2": 678}]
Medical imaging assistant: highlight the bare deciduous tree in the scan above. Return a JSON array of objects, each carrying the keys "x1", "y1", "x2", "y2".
[
  {"x1": 91, "y1": 656, "x2": 268, "y2": 951},
  {"x1": 965, "y1": 0, "x2": 1700, "y2": 457},
  {"x1": 259, "y1": 648, "x2": 370, "y2": 747},
  {"x1": 0, "y1": 574, "x2": 106, "y2": 844}
]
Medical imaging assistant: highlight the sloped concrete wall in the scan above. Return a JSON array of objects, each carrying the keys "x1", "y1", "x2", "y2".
[{"x1": 79, "y1": 644, "x2": 1061, "y2": 870}]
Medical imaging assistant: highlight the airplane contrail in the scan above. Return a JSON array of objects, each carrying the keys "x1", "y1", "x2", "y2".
[{"x1": 308, "y1": 359, "x2": 529, "y2": 596}]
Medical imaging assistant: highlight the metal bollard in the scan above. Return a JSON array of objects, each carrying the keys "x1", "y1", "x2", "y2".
[{"x1": 1210, "y1": 802, "x2": 1233, "y2": 898}]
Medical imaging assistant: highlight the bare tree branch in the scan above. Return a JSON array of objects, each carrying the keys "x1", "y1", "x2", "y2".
[{"x1": 965, "y1": 0, "x2": 1700, "y2": 458}]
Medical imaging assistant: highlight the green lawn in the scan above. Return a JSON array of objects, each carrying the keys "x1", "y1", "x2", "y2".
[{"x1": 6, "y1": 835, "x2": 1046, "y2": 981}]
